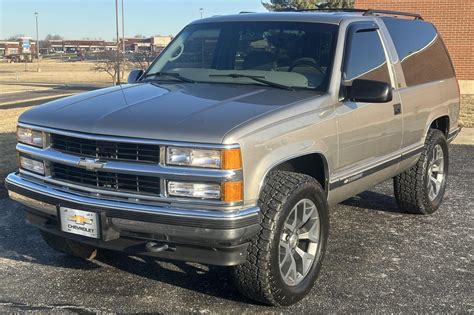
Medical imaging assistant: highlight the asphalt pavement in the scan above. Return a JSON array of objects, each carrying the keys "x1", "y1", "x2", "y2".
[{"x1": 0, "y1": 144, "x2": 472, "y2": 313}]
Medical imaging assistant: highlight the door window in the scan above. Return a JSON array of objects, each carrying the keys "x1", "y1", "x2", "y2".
[{"x1": 343, "y1": 29, "x2": 391, "y2": 86}]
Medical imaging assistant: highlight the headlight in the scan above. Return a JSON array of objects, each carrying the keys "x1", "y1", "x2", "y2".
[
  {"x1": 17, "y1": 127, "x2": 44, "y2": 147},
  {"x1": 19, "y1": 156, "x2": 45, "y2": 175},
  {"x1": 166, "y1": 147, "x2": 241, "y2": 170}
]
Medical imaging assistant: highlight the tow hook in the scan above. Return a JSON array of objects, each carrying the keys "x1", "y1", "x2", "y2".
[{"x1": 145, "y1": 242, "x2": 169, "y2": 253}]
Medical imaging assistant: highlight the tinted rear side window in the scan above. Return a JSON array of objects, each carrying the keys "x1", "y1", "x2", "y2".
[{"x1": 382, "y1": 18, "x2": 455, "y2": 87}]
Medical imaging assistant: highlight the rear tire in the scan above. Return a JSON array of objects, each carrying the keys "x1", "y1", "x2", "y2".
[
  {"x1": 394, "y1": 129, "x2": 449, "y2": 214},
  {"x1": 40, "y1": 230, "x2": 98, "y2": 260},
  {"x1": 232, "y1": 171, "x2": 329, "y2": 306}
]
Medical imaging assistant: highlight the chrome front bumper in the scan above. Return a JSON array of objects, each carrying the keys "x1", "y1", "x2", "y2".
[{"x1": 5, "y1": 172, "x2": 261, "y2": 265}]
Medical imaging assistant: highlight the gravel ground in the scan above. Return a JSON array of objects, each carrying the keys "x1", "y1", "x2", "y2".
[{"x1": 0, "y1": 144, "x2": 472, "y2": 313}]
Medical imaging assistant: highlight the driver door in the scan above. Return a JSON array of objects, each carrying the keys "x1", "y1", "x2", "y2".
[{"x1": 334, "y1": 23, "x2": 403, "y2": 180}]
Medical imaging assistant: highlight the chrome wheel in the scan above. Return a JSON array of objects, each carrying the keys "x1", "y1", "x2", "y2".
[
  {"x1": 427, "y1": 144, "x2": 445, "y2": 201},
  {"x1": 279, "y1": 198, "x2": 320, "y2": 286}
]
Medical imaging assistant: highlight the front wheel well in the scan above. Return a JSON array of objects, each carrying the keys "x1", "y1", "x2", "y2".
[{"x1": 271, "y1": 153, "x2": 328, "y2": 194}]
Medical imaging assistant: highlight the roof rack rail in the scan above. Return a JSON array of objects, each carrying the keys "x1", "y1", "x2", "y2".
[
  {"x1": 274, "y1": 8, "x2": 367, "y2": 13},
  {"x1": 363, "y1": 9, "x2": 423, "y2": 20},
  {"x1": 273, "y1": 7, "x2": 423, "y2": 20}
]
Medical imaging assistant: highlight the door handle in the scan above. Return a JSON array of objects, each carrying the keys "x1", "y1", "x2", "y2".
[{"x1": 393, "y1": 103, "x2": 402, "y2": 115}]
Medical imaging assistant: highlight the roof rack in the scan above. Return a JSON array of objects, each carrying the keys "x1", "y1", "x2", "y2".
[
  {"x1": 363, "y1": 9, "x2": 423, "y2": 20},
  {"x1": 273, "y1": 7, "x2": 423, "y2": 20},
  {"x1": 274, "y1": 8, "x2": 367, "y2": 13}
]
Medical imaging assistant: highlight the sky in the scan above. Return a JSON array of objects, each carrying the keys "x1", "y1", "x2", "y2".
[{"x1": 0, "y1": 0, "x2": 267, "y2": 40}]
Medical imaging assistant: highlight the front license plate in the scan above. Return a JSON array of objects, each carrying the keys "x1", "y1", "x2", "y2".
[{"x1": 59, "y1": 207, "x2": 100, "y2": 239}]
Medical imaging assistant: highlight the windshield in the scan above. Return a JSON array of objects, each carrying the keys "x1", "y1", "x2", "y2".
[{"x1": 144, "y1": 21, "x2": 338, "y2": 91}]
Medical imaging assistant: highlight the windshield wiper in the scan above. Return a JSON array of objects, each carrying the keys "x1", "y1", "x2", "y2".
[
  {"x1": 141, "y1": 71, "x2": 195, "y2": 83},
  {"x1": 209, "y1": 73, "x2": 294, "y2": 91}
]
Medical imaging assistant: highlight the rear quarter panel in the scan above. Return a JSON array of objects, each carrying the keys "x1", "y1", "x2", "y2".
[{"x1": 400, "y1": 77, "x2": 460, "y2": 149}]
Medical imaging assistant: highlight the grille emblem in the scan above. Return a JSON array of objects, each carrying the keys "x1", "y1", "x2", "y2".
[{"x1": 78, "y1": 158, "x2": 105, "y2": 171}]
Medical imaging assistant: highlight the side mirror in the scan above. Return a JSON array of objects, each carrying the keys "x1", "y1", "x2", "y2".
[
  {"x1": 128, "y1": 69, "x2": 144, "y2": 84},
  {"x1": 347, "y1": 79, "x2": 393, "y2": 103}
]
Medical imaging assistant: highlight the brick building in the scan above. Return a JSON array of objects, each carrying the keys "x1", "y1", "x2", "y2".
[
  {"x1": 0, "y1": 39, "x2": 37, "y2": 57},
  {"x1": 121, "y1": 36, "x2": 173, "y2": 52},
  {"x1": 355, "y1": 0, "x2": 474, "y2": 93}
]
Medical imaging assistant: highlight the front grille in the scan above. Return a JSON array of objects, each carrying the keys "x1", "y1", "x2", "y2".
[
  {"x1": 51, "y1": 163, "x2": 161, "y2": 195},
  {"x1": 50, "y1": 134, "x2": 160, "y2": 164}
]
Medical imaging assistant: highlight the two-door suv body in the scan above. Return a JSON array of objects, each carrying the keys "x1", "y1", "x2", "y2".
[{"x1": 6, "y1": 9, "x2": 461, "y2": 305}]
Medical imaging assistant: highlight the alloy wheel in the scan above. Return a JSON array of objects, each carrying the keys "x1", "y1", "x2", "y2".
[{"x1": 279, "y1": 198, "x2": 320, "y2": 286}]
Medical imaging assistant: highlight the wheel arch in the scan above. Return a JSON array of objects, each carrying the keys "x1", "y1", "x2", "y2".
[
  {"x1": 429, "y1": 115, "x2": 450, "y2": 136},
  {"x1": 257, "y1": 152, "x2": 330, "y2": 199}
]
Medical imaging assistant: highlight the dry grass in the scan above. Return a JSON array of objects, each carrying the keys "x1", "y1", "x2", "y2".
[
  {"x1": 460, "y1": 95, "x2": 474, "y2": 128},
  {"x1": 0, "y1": 59, "x2": 114, "y2": 84}
]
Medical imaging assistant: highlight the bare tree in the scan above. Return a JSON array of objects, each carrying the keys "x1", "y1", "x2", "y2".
[
  {"x1": 7, "y1": 34, "x2": 25, "y2": 40},
  {"x1": 92, "y1": 51, "x2": 130, "y2": 84},
  {"x1": 129, "y1": 50, "x2": 158, "y2": 70},
  {"x1": 44, "y1": 34, "x2": 63, "y2": 41}
]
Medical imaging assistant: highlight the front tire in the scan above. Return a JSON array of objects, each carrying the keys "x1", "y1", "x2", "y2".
[
  {"x1": 232, "y1": 171, "x2": 329, "y2": 306},
  {"x1": 394, "y1": 129, "x2": 449, "y2": 214}
]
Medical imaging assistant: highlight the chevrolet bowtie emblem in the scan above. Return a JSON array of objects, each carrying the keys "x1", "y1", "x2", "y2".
[
  {"x1": 78, "y1": 158, "x2": 105, "y2": 171},
  {"x1": 68, "y1": 215, "x2": 93, "y2": 225}
]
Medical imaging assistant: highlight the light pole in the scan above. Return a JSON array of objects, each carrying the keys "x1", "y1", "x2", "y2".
[
  {"x1": 121, "y1": 0, "x2": 125, "y2": 55},
  {"x1": 115, "y1": 0, "x2": 121, "y2": 85},
  {"x1": 34, "y1": 12, "x2": 40, "y2": 72},
  {"x1": 200, "y1": 8, "x2": 204, "y2": 19}
]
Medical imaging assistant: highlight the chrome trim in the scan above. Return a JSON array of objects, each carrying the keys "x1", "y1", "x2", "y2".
[
  {"x1": 6, "y1": 173, "x2": 259, "y2": 220},
  {"x1": 18, "y1": 122, "x2": 240, "y2": 149},
  {"x1": 16, "y1": 143, "x2": 242, "y2": 182},
  {"x1": 8, "y1": 190, "x2": 57, "y2": 216},
  {"x1": 19, "y1": 170, "x2": 243, "y2": 208}
]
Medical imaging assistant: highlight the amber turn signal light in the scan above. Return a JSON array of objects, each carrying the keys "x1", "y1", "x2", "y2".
[
  {"x1": 222, "y1": 148, "x2": 242, "y2": 170},
  {"x1": 222, "y1": 181, "x2": 243, "y2": 203}
]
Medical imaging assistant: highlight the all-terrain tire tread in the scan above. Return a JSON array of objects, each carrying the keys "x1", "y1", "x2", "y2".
[
  {"x1": 394, "y1": 129, "x2": 446, "y2": 214},
  {"x1": 232, "y1": 171, "x2": 323, "y2": 305}
]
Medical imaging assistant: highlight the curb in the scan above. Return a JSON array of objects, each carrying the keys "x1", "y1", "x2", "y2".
[{"x1": 452, "y1": 128, "x2": 473, "y2": 145}]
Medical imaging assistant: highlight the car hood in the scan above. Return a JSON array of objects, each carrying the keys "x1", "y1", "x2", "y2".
[{"x1": 19, "y1": 83, "x2": 320, "y2": 143}]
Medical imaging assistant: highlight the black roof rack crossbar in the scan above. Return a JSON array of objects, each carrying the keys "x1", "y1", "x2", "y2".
[
  {"x1": 271, "y1": 7, "x2": 423, "y2": 20},
  {"x1": 363, "y1": 9, "x2": 423, "y2": 20}
]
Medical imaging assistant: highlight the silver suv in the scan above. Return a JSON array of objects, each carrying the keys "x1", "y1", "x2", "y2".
[{"x1": 6, "y1": 9, "x2": 461, "y2": 306}]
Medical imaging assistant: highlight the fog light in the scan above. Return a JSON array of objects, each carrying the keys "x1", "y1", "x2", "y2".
[
  {"x1": 20, "y1": 156, "x2": 45, "y2": 175},
  {"x1": 168, "y1": 181, "x2": 221, "y2": 199}
]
